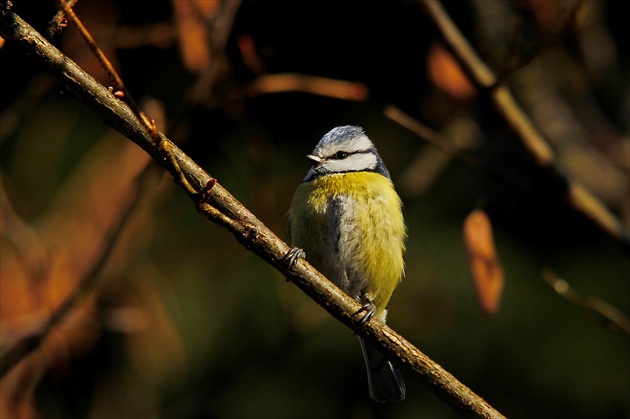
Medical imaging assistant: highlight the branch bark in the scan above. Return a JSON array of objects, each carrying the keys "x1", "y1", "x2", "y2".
[{"x1": 0, "y1": 5, "x2": 505, "y2": 418}]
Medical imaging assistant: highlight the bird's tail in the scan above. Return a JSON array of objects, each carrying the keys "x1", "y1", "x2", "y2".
[{"x1": 358, "y1": 336, "x2": 406, "y2": 402}]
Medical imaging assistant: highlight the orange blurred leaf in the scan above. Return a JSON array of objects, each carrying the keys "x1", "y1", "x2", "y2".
[
  {"x1": 237, "y1": 34, "x2": 266, "y2": 74},
  {"x1": 463, "y1": 209, "x2": 504, "y2": 315},
  {"x1": 427, "y1": 41, "x2": 476, "y2": 102}
]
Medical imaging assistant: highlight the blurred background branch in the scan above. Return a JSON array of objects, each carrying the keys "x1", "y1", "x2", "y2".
[
  {"x1": 419, "y1": 0, "x2": 630, "y2": 254},
  {"x1": 542, "y1": 268, "x2": 630, "y2": 334},
  {"x1": 0, "y1": 161, "x2": 154, "y2": 379}
]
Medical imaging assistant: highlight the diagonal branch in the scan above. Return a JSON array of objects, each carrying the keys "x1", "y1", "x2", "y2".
[{"x1": 0, "y1": 6, "x2": 505, "y2": 418}]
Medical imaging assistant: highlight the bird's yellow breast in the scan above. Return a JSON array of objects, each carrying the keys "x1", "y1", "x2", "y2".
[{"x1": 289, "y1": 172, "x2": 406, "y2": 319}]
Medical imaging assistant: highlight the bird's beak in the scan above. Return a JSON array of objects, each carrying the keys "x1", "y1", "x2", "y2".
[{"x1": 307, "y1": 154, "x2": 322, "y2": 164}]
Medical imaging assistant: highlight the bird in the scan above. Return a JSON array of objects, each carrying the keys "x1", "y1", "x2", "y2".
[{"x1": 287, "y1": 125, "x2": 406, "y2": 402}]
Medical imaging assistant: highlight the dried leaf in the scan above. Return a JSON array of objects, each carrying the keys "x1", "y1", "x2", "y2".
[
  {"x1": 463, "y1": 209, "x2": 504, "y2": 315},
  {"x1": 427, "y1": 41, "x2": 476, "y2": 102},
  {"x1": 237, "y1": 34, "x2": 266, "y2": 74}
]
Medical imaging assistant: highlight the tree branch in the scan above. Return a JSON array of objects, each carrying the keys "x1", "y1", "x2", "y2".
[
  {"x1": 418, "y1": 0, "x2": 630, "y2": 256},
  {"x1": 0, "y1": 5, "x2": 505, "y2": 418}
]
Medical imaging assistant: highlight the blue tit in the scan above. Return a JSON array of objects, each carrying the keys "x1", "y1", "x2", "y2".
[{"x1": 287, "y1": 125, "x2": 406, "y2": 402}]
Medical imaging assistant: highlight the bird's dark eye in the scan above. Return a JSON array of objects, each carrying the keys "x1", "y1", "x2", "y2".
[{"x1": 335, "y1": 151, "x2": 348, "y2": 159}]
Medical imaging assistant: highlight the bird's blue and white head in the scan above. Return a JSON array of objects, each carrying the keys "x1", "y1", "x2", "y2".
[{"x1": 303, "y1": 126, "x2": 391, "y2": 182}]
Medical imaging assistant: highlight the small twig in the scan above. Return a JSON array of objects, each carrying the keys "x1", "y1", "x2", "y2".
[
  {"x1": 542, "y1": 269, "x2": 630, "y2": 334},
  {"x1": 158, "y1": 139, "x2": 228, "y2": 227},
  {"x1": 56, "y1": 0, "x2": 158, "y2": 141},
  {"x1": 384, "y1": 106, "x2": 479, "y2": 167},
  {"x1": 158, "y1": 139, "x2": 198, "y2": 196},
  {"x1": 56, "y1": 1, "x2": 121, "y2": 93},
  {"x1": 46, "y1": 0, "x2": 77, "y2": 38}
]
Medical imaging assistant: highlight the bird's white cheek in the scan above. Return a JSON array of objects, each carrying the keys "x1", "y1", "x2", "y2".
[{"x1": 324, "y1": 153, "x2": 377, "y2": 172}]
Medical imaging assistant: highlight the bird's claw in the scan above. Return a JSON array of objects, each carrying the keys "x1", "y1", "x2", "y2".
[
  {"x1": 284, "y1": 247, "x2": 306, "y2": 269},
  {"x1": 353, "y1": 302, "x2": 377, "y2": 334}
]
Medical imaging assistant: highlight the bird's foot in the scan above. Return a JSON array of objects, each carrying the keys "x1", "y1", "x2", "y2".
[
  {"x1": 353, "y1": 301, "x2": 377, "y2": 333},
  {"x1": 283, "y1": 247, "x2": 306, "y2": 269}
]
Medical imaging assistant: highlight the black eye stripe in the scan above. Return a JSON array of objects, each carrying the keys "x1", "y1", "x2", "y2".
[{"x1": 329, "y1": 149, "x2": 372, "y2": 160}]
